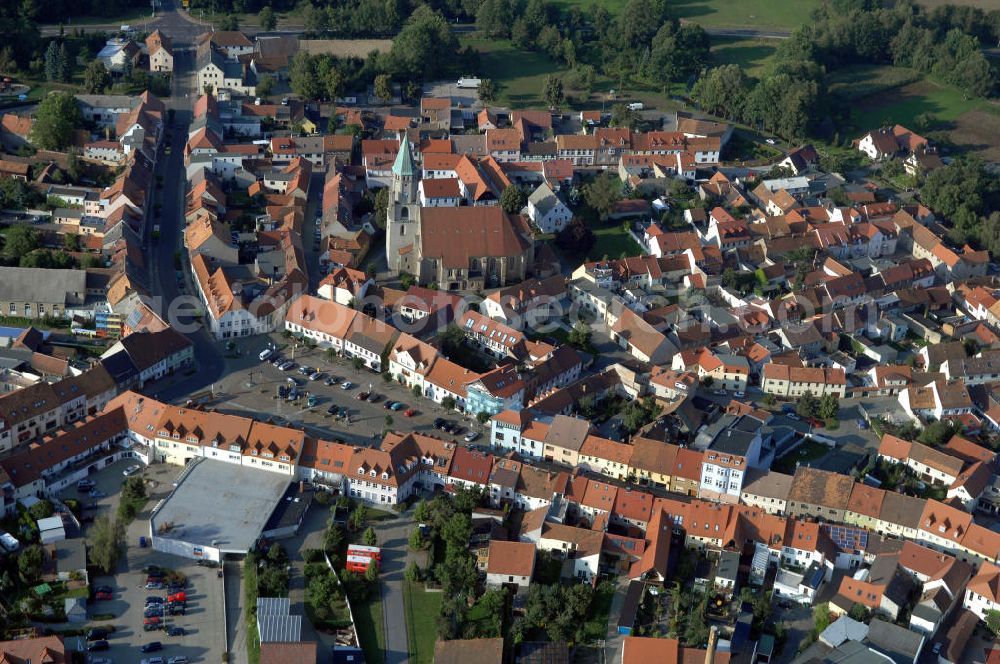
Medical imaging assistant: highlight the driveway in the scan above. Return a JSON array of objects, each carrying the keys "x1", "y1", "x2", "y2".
[{"x1": 372, "y1": 511, "x2": 416, "y2": 664}]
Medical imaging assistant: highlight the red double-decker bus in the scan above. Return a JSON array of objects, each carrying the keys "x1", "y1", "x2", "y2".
[
  {"x1": 346, "y1": 554, "x2": 372, "y2": 573},
  {"x1": 347, "y1": 544, "x2": 381, "y2": 561}
]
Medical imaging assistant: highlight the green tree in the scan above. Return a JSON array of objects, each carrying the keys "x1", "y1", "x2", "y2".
[
  {"x1": 441, "y1": 395, "x2": 456, "y2": 411},
  {"x1": 849, "y1": 603, "x2": 869, "y2": 622},
  {"x1": 384, "y1": 414, "x2": 394, "y2": 430},
  {"x1": 301, "y1": 3, "x2": 327, "y2": 34},
  {"x1": 583, "y1": 172, "x2": 622, "y2": 219},
  {"x1": 986, "y1": 609, "x2": 1000, "y2": 635},
  {"x1": 351, "y1": 356, "x2": 364, "y2": 372},
  {"x1": 217, "y1": 14, "x2": 239, "y2": 30},
  {"x1": 610, "y1": 103, "x2": 640, "y2": 130},
  {"x1": 500, "y1": 185, "x2": 528, "y2": 215},
  {"x1": 478, "y1": 78, "x2": 496, "y2": 104},
  {"x1": 812, "y1": 603, "x2": 832, "y2": 636},
  {"x1": 476, "y1": 411, "x2": 490, "y2": 425},
  {"x1": 796, "y1": 391, "x2": 819, "y2": 419},
  {"x1": 28, "y1": 500, "x2": 54, "y2": 519},
  {"x1": 57, "y1": 42, "x2": 70, "y2": 81},
  {"x1": 439, "y1": 323, "x2": 466, "y2": 355},
  {"x1": 18, "y1": 544, "x2": 44, "y2": 582},
  {"x1": 89, "y1": 515, "x2": 125, "y2": 575},
  {"x1": 64, "y1": 233, "x2": 80, "y2": 252},
  {"x1": 259, "y1": 5, "x2": 277, "y2": 31},
  {"x1": 388, "y1": 6, "x2": 458, "y2": 80},
  {"x1": 374, "y1": 74, "x2": 392, "y2": 103},
  {"x1": 83, "y1": 60, "x2": 110, "y2": 94},
  {"x1": 543, "y1": 75, "x2": 564, "y2": 109},
  {"x1": 567, "y1": 322, "x2": 592, "y2": 349},
  {"x1": 404, "y1": 560, "x2": 420, "y2": 582},
  {"x1": 408, "y1": 528, "x2": 425, "y2": 550},
  {"x1": 364, "y1": 559, "x2": 379, "y2": 582},
  {"x1": 918, "y1": 420, "x2": 956, "y2": 447},
  {"x1": 255, "y1": 74, "x2": 275, "y2": 97},
  {"x1": 44, "y1": 40, "x2": 59, "y2": 82},
  {"x1": 30, "y1": 92, "x2": 82, "y2": 151},
  {"x1": 817, "y1": 394, "x2": 840, "y2": 420},
  {"x1": 2, "y1": 225, "x2": 39, "y2": 262},
  {"x1": 363, "y1": 526, "x2": 378, "y2": 547}
]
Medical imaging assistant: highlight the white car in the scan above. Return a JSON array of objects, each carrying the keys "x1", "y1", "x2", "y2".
[
  {"x1": 340, "y1": 381, "x2": 353, "y2": 390},
  {"x1": 89, "y1": 658, "x2": 113, "y2": 664},
  {"x1": 123, "y1": 464, "x2": 142, "y2": 477},
  {"x1": 168, "y1": 658, "x2": 189, "y2": 664},
  {"x1": 765, "y1": 138, "x2": 776, "y2": 145},
  {"x1": 734, "y1": 391, "x2": 746, "y2": 398}
]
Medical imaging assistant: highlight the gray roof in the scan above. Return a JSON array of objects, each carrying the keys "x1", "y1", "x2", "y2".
[
  {"x1": 257, "y1": 613, "x2": 301, "y2": 643},
  {"x1": 742, "y1": 470, "x2": 793, "y2": 501},
  {"x1": 0, "y1": 267, "x2": 87, "y2": 304},
  {"x1": 864, "y1": 619, "x2": 924, "y2": 664},
  {"x1": 716, "y1": 550, "x2": 740, "y2": 582},
  {"x1": 55, "y1": 538, "x2": 87, "y2": 573},
  {"x1": 543, "y1": 414, "x2": 591, "y2": 453},
  {"x1": 75, "y1": 94, "x2": 135, "y2": 110},
  {"x1": 528, "y1": 184, "x2": 562, "y2": 216}
]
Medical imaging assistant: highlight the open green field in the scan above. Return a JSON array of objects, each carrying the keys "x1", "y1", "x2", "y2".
[
  {"x1": 460, "y1": 37, "x2": 571, "y2": 108},
  {"x1": 549, "y1": 0, "x2": 821, "y2": 27},
  {"x1": 403, "y1": 582, "x2": 442, "y2": 664},
  {"x1": 710, "y1": 37, "x2": 777, "y2": 78},
  {"x1": 827, "y1": 65, "x2": 922, "y2": 100}
]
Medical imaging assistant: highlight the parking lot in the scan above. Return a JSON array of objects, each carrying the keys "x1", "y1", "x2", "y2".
[
  {"x1": 206, "y1": 334, "x2": 487, "y2": 448},
  {"x1": 70, "y1": 458, "x2": 227, "y2": 664}
]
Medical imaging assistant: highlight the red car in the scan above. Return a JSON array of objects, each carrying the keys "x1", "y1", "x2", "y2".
[
  {"x1": 403, "y1": 408, "x2": 417, "y2": 417},
  {"x1": 94, "y1": 591, "x2": 112, "y2": 600},
  {"x1": 808, "y1": 418, "x2": 824, "y2": 428}
]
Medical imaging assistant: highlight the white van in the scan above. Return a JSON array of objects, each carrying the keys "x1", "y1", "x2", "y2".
[
  {"x1": 0, "y1": 532, "x2": 19, "y2": 553},
  {"x1": 259, "y1": 348, "x2": 274, "y2": 362},
  {"x1": 627, "y1": 102, "x2": 644, "y2": 111}
]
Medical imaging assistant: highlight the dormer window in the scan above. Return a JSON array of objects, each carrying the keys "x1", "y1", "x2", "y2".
[
  {"x1": 358, "y1": 467, "x2": 365, "y2": 475},
  {"x1": 370, "y1": 470, "x2": 376, "y2": 477},
  {"x1": 381, "y1": 472, "x2": 389, "y2": 480}
]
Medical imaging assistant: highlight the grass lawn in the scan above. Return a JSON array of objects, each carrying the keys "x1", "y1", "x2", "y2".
[
  {"x1": 710, "y1": 37, "x2": 777, "y2": 78},
  {"x1": 772, "y1": 439, "x2": 831, "y2": 474},
  {"x1": 851, "y1": 78, "x2": 991, "y2": 132},
  {"x1": 459, "y1": 37, "x2": 566, "y2": 108},
  {"x1": 827, "y1": 65, "x2": 922, "y2": 100},
  {"x1": 589, "y1": 225, "x2": 643, "y2": 260},
  {"x1": 54, "y1": 6, "x2": 154, "y2": 26},
  {"x1": 354, "y1": 593, "x2": 386, "y2": 664},
  {"x1": 666, "y1": 0, "x2": 821, "y2": 29},
  {"x1": 403, "y1": 582, "x2": 442, "y2": 664}
]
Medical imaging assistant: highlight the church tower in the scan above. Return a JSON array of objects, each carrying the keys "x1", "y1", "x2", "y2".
[{"x1": 386, "y1": 134, "x2": 420, "y2": 274}]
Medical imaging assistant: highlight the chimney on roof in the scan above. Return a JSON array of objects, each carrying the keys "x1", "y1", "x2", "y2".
[{"x1": 705, "y1": 625, "x2": 718, "y2": 664}]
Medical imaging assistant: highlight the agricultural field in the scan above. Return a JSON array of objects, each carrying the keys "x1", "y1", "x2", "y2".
[
  {"x1": 841, "y1": 69, "x2": 1000, "y2": 162},
  {"x1": 709, "y1": 37, "x2": 777, "y2": 78},
  {"x1": 549, "y1": 0, "x2": 822, "y2": 28},
  {"x1": 299, "y1": 39, "x2": 393, "y2": 58}
]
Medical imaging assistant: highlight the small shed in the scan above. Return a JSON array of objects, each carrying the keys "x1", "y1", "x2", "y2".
[
  {"x1": 65, "y1": 597, "x2": 87, "y2": 623},
  {"x1": 37, "y1": 516, "x2": 66, "y2": 545}
]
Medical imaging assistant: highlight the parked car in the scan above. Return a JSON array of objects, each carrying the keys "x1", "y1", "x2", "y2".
[
  {"x1": 298, "y1": 366, "x2": 312, "y2": 375},
  {"x1": 390, "y1": 402, "x2": 405, "y2": 411},
  {"x1": 307, "y1": 394, "x2": 319, "y2": 408},
  {"x1": 356, "y1": 391, "x2": 370, "y2": 401},
  {"x1": 279, "y1": 361, "x2": 295, "y2": 371},
  {"x1": 144, "y1": 607, "x2": 164, "y2": 618},
  {"x1": 86, "y1": 628, "x2": 109, "y2": 641},
  {"x1": 145, "y1": 581, "x2": 164, "y2": 590},
  {"x1": 88, "y1": 640, "x2": 110, "y2": 652},
  {"x1": 309, "y1": 371, "x2": 323, "y2": 381},
  {"x1": 167, "y1": 626, "x2": 186, "y2": 637},
  {"x1": 168, "y1": 656, "x2": 190, "y2": 664},
  {"x1": 141, "y1": 642, "x2": 163, "y2": 653},
  {"x1": 341, "y1": 381, "x2": 353, "y2": 390},
  {"x1": 141, "y1": 658, "x2": 165, "y2": 664},
  {"x1": 94, "y1": 590, "x2": 112, "y2": 600},
  {"x1": 324, "y1": 376, "x2": 339, "y2": 386},
  {"x1": 404, "y1": 408, "x2": 416, "y2": 417},
  {"x1": 143, "y1": 622, "x2": 162, "y2": 632},
  {"x1": 464, "y1": 431, "x2": 479, "y2": 442},
  {"x1": 327, "y1": 405, "x2": 338, "y2": 415},
  {"x1": 433, "y1": 418, "x2": 447, "y2": 430},
  {"x1": 367, "y1": 393, "x2": 380, "y2": 403},
  {"x1": 146, "y1": 596, "x2": 165, "y2": 605},
  {"x1": 734, "y1": 391, "x2": 746, "y2": 399},
  {"x1": 77, "y1": 479, "x2": 96, "y2": 491},
  {"x1": 786, "y1": 413, "x2": 800, "y2": 421},
  {"x1": 383, "y1": 401, "x2": 396, "y2": 410}
]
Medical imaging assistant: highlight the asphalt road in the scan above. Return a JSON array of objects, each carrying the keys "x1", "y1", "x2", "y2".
[
  {"x1": 141, "y1": 1, "x2": 226, "y2": 404},
  {"x1": 372, "y1": 511, "x2": 415, "y2": 664}
]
